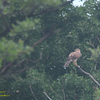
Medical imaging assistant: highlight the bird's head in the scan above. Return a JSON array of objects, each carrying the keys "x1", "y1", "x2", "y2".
[{"x1": 74, "y1": 48, "x2": 80, "y2": 52}]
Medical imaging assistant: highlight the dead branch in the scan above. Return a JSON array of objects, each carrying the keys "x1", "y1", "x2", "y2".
[
  {"x1": 62, "y1": 78, "x2": 66, "y2": 100},
  {"x1": 27, "y1": 52, "x2": 42, "y2": 63},
  {"x1": 0, "y1": 63, "x2": 36, "y2": 77},
  {"x1": 29, "y1": 84, "x2": 37, "y2": 100},
  {"x1": 91, "y1": 55, "x2": 100, "y2": 74},
  {"x1": 97, "y1": 36, "x2": 100, "y2": 43},
  {"x1": 0, "y1": 74, "x2": 11, "y2": 78},
  {"x1": 0, "y1": 62, "x2": 12, "y2": 75},
  {"x1": 94, "y1": 60, "x2": 100, "y2": 74},
  {"x1": 0, "y1": 51, "x2": 42, "y2": 77},
  {"x1": 73, "y1": 93, "x2": 77, "y2": 100},
  {"x1": 49, "y1": 84, "x2": 61, "y2": 99},
  {"x1": 32, "y1": 27, "x2": 60, "y2": 48},
  {"x1": 89, "y1": 41, "x2": 100, "y2": 73},
  {"x1": 82, "y1": 91, "x2": 85, "y2": 100},
  {"x1": 80, "y1": 55, "x2": 87, "y2": 66},
  {"x1": 43, "y1": 91, "x2": 52, "y2": 100},
  {"x1": 9, "y1": 64, "x2": 37, "y2": 75},
  {"x1": 76, "y1": 65, "x2": 100, "y2": 86}
]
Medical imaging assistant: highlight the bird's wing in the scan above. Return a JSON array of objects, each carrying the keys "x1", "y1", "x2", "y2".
[{"x1": 67, "y1": 52, "x2": 81, "y2": 61}]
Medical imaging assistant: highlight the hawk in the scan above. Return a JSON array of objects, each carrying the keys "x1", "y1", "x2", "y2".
[{"x1": 63, "y1": 48, "x2": 82, "y2": 67}]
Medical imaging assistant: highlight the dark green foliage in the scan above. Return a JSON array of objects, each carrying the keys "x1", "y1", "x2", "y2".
[{"x1": 0, "y1": 0, "x2": 100, "y2": 100}]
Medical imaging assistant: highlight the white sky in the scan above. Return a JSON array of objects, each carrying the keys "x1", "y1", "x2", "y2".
[
  {"x1": 72, "y1": 0, "x2": 85, "y2": 6},
  {"x1": 73, "y1": 0, "x2": 100, "y2": 6}
]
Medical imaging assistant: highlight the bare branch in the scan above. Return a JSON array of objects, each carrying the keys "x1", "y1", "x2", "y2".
[
  {"x1": 93, "y1": 60, "x2": 100, "y2": 74},
  {"x1": 0, "y1": 64, "x2": 37, "y2": 78},
  {"x1": 43, "y1": 91, "x2": 52, "y2": 100},
  {"x1": 89, "y1": 41, "x2": 100, "y2": 58},
  {"x1": 62, "y1": 89, "x2": 65, "y2": 100},
  {"x1": 12, "y1": 65, "x2": 37, "y2": 75},
  {"x1": 89, "y1": 38, "x2": 97, "y2": 52},
  {"x1": 30, "y1": 1, "x2": 73, "y2": 17},
  {"x1": 91, "y1": 55, "x2": 100, "y2": 74},
  {"x1": 27, "y1": 52, "x2": 42, "y2": 63},
  {"x1": 89, "y1": 42, "x2": 100, "y2": 73},
  {"x1": 32, "y1": 27, "x2": 60, "y2": 48},
  {"x1": 29, "y1": 84, "x2": 37, "y2": 100},
  {"x1": 12, "y1": 52, "x2": 43, "y2": 74},
  {"x1": 97, "y1": 36, "x2": 100, "y2": 43},
  {"x1": 0, "y1": 51, "x2": 42, "y2": 77},
  {"x1": 76, "y1": 65, "x2": 100, "y2": 86},
  {"x1": 91, "y1": 84, "x2": 98, "y2": 91},
  {"x1": 0, "y1": 65, "x2": 37, "y2": 78},
  {"x1": 0, "y1": 62, "x2": 12, "y2": 75},
  {"x1": 82, "y1": 91, "x2": 85, "y2": 100},
  {"x1": 49, "y1": 84, "x2": 61, "y2": 99},
  {"x1": 0, "y1": 74, "x2": 12, "y2": 78},
  {"x1": 62, "y1": 78, "x2": 66, "y2": 100},
  {"x1": 73, "y1": 93, "x2": 77, "y2": 100},
  {"x1": 80, "y1": 55, "x2": 87, "y2": 66}
]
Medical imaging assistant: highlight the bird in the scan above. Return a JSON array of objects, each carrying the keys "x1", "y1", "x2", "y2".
[{"x1": 63, "y1": 48, "x2": 82, "y2": 67}]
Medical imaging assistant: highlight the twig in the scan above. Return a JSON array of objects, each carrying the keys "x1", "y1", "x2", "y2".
[
  {"x1": 91, "y1": 55, "x2": 100, "y2": 74},
  {"x1": 80, "y1": 55, "x2": 87, "y2": 66},
  {"x1": 89, "y1": 41, "x2": 100, "y2": 73},
  {"x1": 73, "y1": 93, "x2": 77, "y2": 100},
  {"x1": 49, "y1": 84, "x2": 61, "y2": 99},
  {"x1": 89, "y1": 41, "x2": 100, "y2": 59},
  {"x1": 76, "y1": 65, "x2": 100, "y2": 86},
  {"x1": 62, "y1": 89, "x2": 65, "y2": 100},
  {"x1": 97, "y1": 36, "x2": 100, "y2": 43},
  {"x1": 94, "y1": 61, "x2": 100, "y2": 74},
  {"x1": 27, "y1": 52, "x2": 42, "y2": 63},
  {"x1": 89, "y1": 41, "x2": 96, "y2": 51},
  {"x1": 62, "y1": 78, "x2": 66, "y2": 100},
  {"x1": 82, "y1": 91, "x2": 85, "y2": 100},
  {"x1": 29, "y1": 84, "x2": 37, "y2": 100},
  {"x1": 0, "y1": 74, "x2": 12, "y2": 78},
  {"x1": 43, "y1": 91, "x2": 52, "y2": 100},
  {"x1": 13, "y1": 65, "x2": 37, "y2": 75},
  {"x1": 0, "y1": 51, "x2": 42, "y2": 77},
  {"x1": 0, "y1": 62, "x2": 12, "y2": 75},
  {"x1": 32, "y1": 27, "x2": 60, "y2": 48}
]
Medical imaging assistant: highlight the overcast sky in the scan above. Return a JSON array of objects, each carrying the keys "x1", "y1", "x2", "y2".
[
  {"x1": 73, "y1": 0, "x2": 100, "y2": 6},
  {"x1": 73, "y1": 0, "x2": 85, "y2": 6}
]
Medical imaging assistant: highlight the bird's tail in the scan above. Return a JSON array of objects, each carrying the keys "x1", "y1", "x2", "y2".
[{"x1": 63, "y1": 61, "x2": 71, "y2": 67}]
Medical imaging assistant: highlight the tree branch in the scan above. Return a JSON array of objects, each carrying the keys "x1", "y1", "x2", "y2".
[
  {"x1": 62, "y1": 78, "x2": 66, "y2": 100},
  {"x1": 30, "y1": 0, "x2": 73, "y2": 17},
  {"x1": 27, "y1": 52, "x2": 42, "y2": 63},
  {"x1": 94, "y1": 60, "x2": 100, "y2": 74},
  {"x1": 29, "y1": 84, "x2": 37, "y2": 100},
  {"x1": 73, "y1": 93, "x2": 77, "y2": 100},
  {"x1": 0, "y1": 50, "x2": 42, "y2": 77},
  {"x1": 43, "y1": 91, "x2": 52, "y2": 100},
  {"x1": 32, "y1": 27, "x2": 60, "y2": 48},
  {"x1": 80, "y1": 55, "x2": 87, "y2": 66},
  {"x1": 82, "y1": 91, "x2": 85, "y2": 100},
  {"x1": 49, "y1": 84, "x2": 61, "y2": 99},
  {"x1": 91, "y1": 55, "x2": 100, "y2": 74},
  {"x1": 0, "y1": 62, "x2": 12, "y2": 75},
  {"x1": 0, "y1": 1, "x2": 72, "y2": 38},
  {"x1": 76, "y1": 65, "x2": 100, "y2": 86}
]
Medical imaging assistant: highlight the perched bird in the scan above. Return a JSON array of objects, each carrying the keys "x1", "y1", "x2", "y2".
[{"x1": 63, "y1": 48, "x2": 82, "y2": 67}]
